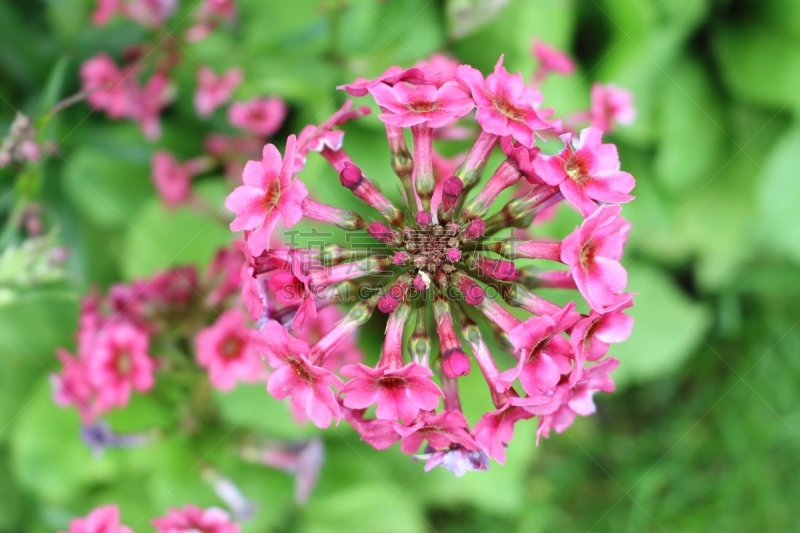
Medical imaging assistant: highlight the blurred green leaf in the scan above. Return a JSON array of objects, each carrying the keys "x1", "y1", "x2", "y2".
[
  {"x1": 713, "y1": 23, "x2": 800, "y2": 111},
  {"x1": 120, "y1": 193, "x2": 232, "y2": 280},
  {"x1": 213, "y1": 383, "x2": 316, "y2": 439},
  {"x1": 756, "y1": 124, "x2": 800, "y2": 264},
  {"x1": 62, "y1": 146, "x2": 152, "y2": 229},
  {"x1": 612, "y1": 263, "x2": 711, "y2": 385},
  {"x1": 10, "y1": 379, "x2": 118, "y2": 503},
  {"x1": 446, "y1": 0, "x2": 510, "y2": 39}
]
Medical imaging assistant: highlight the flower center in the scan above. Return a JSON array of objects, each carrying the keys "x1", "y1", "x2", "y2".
[
  {"x1": 262, "y1": 179, "x2": 282, "y2": 213},
  {"x1": 564, "y1": 153, "x2": 589, "y2": 184},
  {"x1": 376, "y1": 375, "x2": 408, "y2": 390},
  {"x1": 406, "y1": 100, "x2": 440, "y2": 114},
  {"x1": 287, "y1": 356, "x2": 314, "y2": 384},
  {"x1": 579, "y1": 239, "x2": 596, "y2": 271},
  {"x1": 402, "y1": 222, "x2": 460, "y2": 282},
  {"x1": 491, "y1": 94, "x2": 525, "y2": 122},
  {"x1": 115, "y1": 349, "x2": 133, "y2": 375},
  {"x1": 219, "y1": 334, "x2": 243, "y2": 360}
]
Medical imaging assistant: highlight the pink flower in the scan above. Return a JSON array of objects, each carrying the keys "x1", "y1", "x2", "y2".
[
  {"x1": 570, "y1": 294, "x2": 633, "y2": 384},
  {"x1": 368, "y1": 81, "x2": 474, "y2": 128},
  {"x1": 532, "y1": 127, "x2": 635, "y2": 216},
  {"x1": 80, "y1": 54, "x2": 130, "y2": 119},
  {"x1": 338, "y1": 65, "x2": 428, "y2": 97},
  {"x1": 294, "y1": 101, "x2": 371, "y2": 171},
  {"x1": 195, "y1": 309, "x2": 264, "y2": 391},
  {"x1": 228, "y1": 97, "x2": 288, "y2": 137},
  {"x1": 537, "y1": 357, "x2": 618, "y2": 442},
  {"x1": 130, "y1": 71, "x2": 171, "y2": 140},
  {"x1": 561, "y1": 204, "x2": 630, "y2": 312},
  {"x1": 195, "y1": 67, "x2": 242, "y2": 118},
  {"x1": 151, "y1": 151, "x2": 196, "y2": 207},
  {"x1": 473, "y1": 402, "x2": 533, "y2": 464},
  {"x1": 91, "y1": 0, "x2": 121, "y2": 26},
  {"x1": 498, "y1": 305, "x2": 579, "y2": 396},
  {"x1": 456, "y1": 55, "x2": 553, "y2": 147},
  {"x1": 251, "y1": 320, "x2": 344, "y2": 428},
  {"x1": 393, "y1": 410, "x2": 479, "y2": 454},
  {"x1": 86, "y1": 322, "x2": 155, "y2": 412},
  {"x1": 60, "y1": 504, "x2": 133, "y2": 533},
  {"x1": 590, "y1": 83, "x2": 636, "y2": 132},
  {"x1": 414, "y1": 54, "x2": 460, "y2": 87},
  {"x1": 340, "y1": 362, "x2": 443, "y2": 424},
  {"x1": 532, "y1": 39, "x2": 575, "y2": 77},
  {"x1": 225, "y1": 135, "x2": 308, "y2": 256},
  {"x1": 152, "y1": 505, "x2": 240, "y2": 533}
]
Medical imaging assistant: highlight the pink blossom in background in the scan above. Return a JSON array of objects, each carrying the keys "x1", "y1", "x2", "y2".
[
  {"x1": 532, "y1": 127, "x2": 635, "y2": 216},
  {"x1": 60, "y1": 505, "x2": 133, "y2": 533},
  {"x1": 152, "y1": 505, "x2": 240, "y2": 533},
  {"x1": 340, "y1": 363, "x2": 443, "y2": 424},
  {"x1": 294, "y1": 101, "x2": 371, "y2": 171},
  {"x1": 92, "y1": 0, "x2": 177, "y2": 27},
  {"x1": 130, "y1": 71, "x2": 171, "y2": 140},
  {"x1": 195, "y1": 309, "x2": 264, "y2": 391},
  {"x1": 590, "y1": 83, "x2": 636, "y2": 132},
  {"x1": 187, "y1": 0, "x2": 237, "y2": 41},
  {"x1": 195, "y1": 67, "x2": 243, "y2": 118},
  {"x1": 456, "y1": 55, "x2": 554, "y2": 147},
  {"x1": 414, "y1": 53, "x2": 460, "y2": 87},
  {"x1": 80, "y1": 54, "x2": 131, "y2": 119},
  {"x1": 90, "y1": 0, "x2": 121, "y2": 26},
  {"x1": 151, "y1": 151, "x2": 197, "y2": 208},
  {"x1": 561, "y1": 204, "x2": 631, "y2": 312},
  {"x1": 86, "y1": 322, "x2": 155, "y2": 412},
  {"x1": 532, "y1": 39, "x2": 576, "y2": 77},
  {"x1": 228, "y1": 97, "x2": 288, "y2": 137},
  {"x1": 368, "y1": 81, "x2": 474, "y2": 128},
  {"x1": 225, "y1": 135, "x2": 307, "y2": 256}
]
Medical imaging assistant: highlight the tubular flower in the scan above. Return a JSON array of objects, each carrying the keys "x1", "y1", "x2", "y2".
[{"x1": 224, "y1": 56, "x2": 636, "y2": 473}]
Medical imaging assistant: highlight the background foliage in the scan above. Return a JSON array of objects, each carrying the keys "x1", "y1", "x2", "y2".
[{"x1": 1, "y1": 0, "x2": 800, "y2": 531}]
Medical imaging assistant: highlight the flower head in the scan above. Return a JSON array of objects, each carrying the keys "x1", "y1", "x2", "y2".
[
  {"x1": 152, "y1": 506, "x2": 240, "y2": 533},
  {"x1": 60, "y1": 504, "x2": 133, "y2": 533},
  {"x1": 532, "y1": 39, "x2": 576, "y2": 78},
  {"x1": 591, "y1": 83, "x2": 636, "y2": 132},
  {"x1": 225, "y1": 54, "x2": 635, "y2": 474},
  {"x1": 195, "y1": 309, "x2": 264, "y2": 391},
  {"x1": 195, "y1": 67, "x2": 242, "y2": 118},
  {"x1": 228, "y1": 97, "x2": 288, "y2": 137}
]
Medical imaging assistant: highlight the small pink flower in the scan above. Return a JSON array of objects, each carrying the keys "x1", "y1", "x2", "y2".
[
  {"x1": 368, "y1": 81, "x2": 474, "y2": 128},
  {"x1": 225, "y1": 135, "x2": 308, "y2": 256},
  {"x1": 393, "y1": 410, "x2": 479, "y2": 454},
  {"x1": 60, "y1": 504, "x2": 133, "y2": 533},
  {"x1": 122, "y1": 0, "x2": 177, "y2": 27},
  {"x1": 456, "y1": 55, "x2": 553, "y2": 147},
  {"x1": 294, "y1": 101, "x2": 371, "y2": 171},
  {"x1": 152, "y1": 505, "x2": 240, "y2": 533},
  {"x1": 267, "y1": 266, "x2": 316, "y2": 329},
  {"x1": 590, "y1": 83, "x2": 636, "y2": 132},
  {"x1": 130, "y1": 71, "x2": 171, "y2": 140},
  {"x1": 499, "y1": 305, "x2": 579, "y2": 396},
  {"x1": 473, "y1": 402, "x2": 533, "y2": 464},
  {"x1": 228, "y1": 97, "x2": 288, "y2": 137},
  {"x1": 52, "y1": 349, "x2": 93, "y2": 416},
  {"x1": 537, "y1": 357, "x2": 618, "y2": 442},
  {"x1": 195, "y1": 67, "x2": 242, "y2": 118},
  {"x1": 195, "y1": 309, "x2": 264, "y2": 391},
  {"x1": 570, "y1": 294, "x2": 633, "y2": 384},
  {"x1": 151, "y1": 151, "x2": 196, "y2": 208},
  {"x1": 80, "y1": 54, "x2": 130, "y2": 119},
  {"x1": 251, "y1": 320, "x2": 344, "y2": 428},
  {"x1": 91, "y1": 0, "x2": 121, "y2": 26},
  {"x1": 340, "y1": 362, "x2": 443, "y2": 424},
  {"x1": 414, "y1": 53, "x2": 460, "y2": 87},
  {"x1": 532, "y1": 39, "x2": 575, "y2": 77},
  {"x1": 561, "y1": 204, "x2": 630, "y2": 312},
  {"x1": 86, "y1": 322, "x2": 155, "y2": 412},
  {"x1": 338, "y1": 65, "x2": 428, "y2": 97},
  {"x1": 532, "y1": 127, "x2": 635, "y2": 216}
]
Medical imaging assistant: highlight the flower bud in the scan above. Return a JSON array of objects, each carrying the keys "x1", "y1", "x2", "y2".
[{"x1": 442, "y1": 349, "x2": 471, "y2": 378}]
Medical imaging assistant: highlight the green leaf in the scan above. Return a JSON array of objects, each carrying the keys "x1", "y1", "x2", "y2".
[
  {"x1": 37, "y1": 55, "x2": 70, "y2": 117},
  {"x1": 757, "y1": 124, "x2": 800, "y2": 264},
  {"x1": 10, "y1": 378, "x2": 118, "y2": 503},
  {"x1": 713, "y1": 23, "x2": 800, "y2": 111},
  {"x1": 445, "y1": 0, "x2": 511, "y2": 39},
  {"x1": 612, "y1": 263, "x2": 711, "y2": 385},
  {"x1": 213, "y1": 383, "x2": 316, "y2": 439},
  {"x1": 120, "y1": 189, "x2": 232, "y2": 280},
  {"x1": 654, "y1": 58, "x2": 725, "y2": 193},
  {"x1": 62, "y1": 144, "x2": 152, "y2": 229}
]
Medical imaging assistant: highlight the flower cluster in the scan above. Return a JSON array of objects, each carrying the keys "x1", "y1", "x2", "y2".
[
  {"x1": 59, "y1": 504, "x2": 241, "y2": 533},
  {"x1": 81, "y1": 0, "x2": 288, "y2": 208},
  {"x1": 227, "y1": 44, "x2": 635, "y2": 473},
  {"x1": 52, "y1": 247, "x2": 252, "y2": 421}
]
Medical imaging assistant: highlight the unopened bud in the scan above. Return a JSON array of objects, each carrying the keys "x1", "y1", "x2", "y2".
[{"x1": 442, "y1": 349, "x2": 471, "y2": 378}]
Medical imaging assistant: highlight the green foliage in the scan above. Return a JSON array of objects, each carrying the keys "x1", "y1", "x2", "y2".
[{"x1": 1, "y1": 0, "x2": 799, "y2": 531}]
